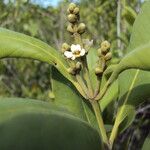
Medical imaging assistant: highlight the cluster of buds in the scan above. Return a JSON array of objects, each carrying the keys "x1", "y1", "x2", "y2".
[
  {"x1": 67, "y1": 61, "x2": 82, "y2": 75},
  {"x1": 61, "y1": 43, "x2": 84, "y2": 75},
  {"x1": 95, "y1": 41, "x2": 112, "y2": 76},
  {"x1": 60, "y1": 3, "x2": 89, "y2": 75},
  {"x1": 67, "y1": 3, "x2": 86, "y2": 34},
  {"x1": 59, "y1": 3, "x2": 114, "y2": 101}
]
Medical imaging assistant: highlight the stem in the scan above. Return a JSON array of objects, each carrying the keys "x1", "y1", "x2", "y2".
[
  {"x1": 81, "y1": 56, "x2": 94, "y2": 98},
  {"x1": 109, "y1": 70, "x2": 139, "y2": 147},
  {"x1": 83, "y1": 67, "x2": 94, "y2": 98},
  {"x1": 109, "y1": 122, "x2": 118, "y2": 148},
  {"x1": 95, "y1": 69, "x2": 117, "y2": 100},
  {"x1": 74, "y1": 32, "x2": 94, "y2": 98},
  {"x1": 94, "y1": 77, "x2": 101, "y2": 97},
  {"x1": 76, "y1": 74, "x2": 89, "y2": 97},
  {"x1": 75, "y1": 82, "x2": 88, "y2": 99},
  {"x1": 95, "y1": 80, "x2": 110, "y2": 100},
  {"x1": 117, "y1": 0, "x2": 122, "y2": 57},
  {"x1": 91, "y1": 100, "x2": 109, "y2": 147},
  {"x1": 94, "y1": 57, "x2": 106, "y2": 98}
]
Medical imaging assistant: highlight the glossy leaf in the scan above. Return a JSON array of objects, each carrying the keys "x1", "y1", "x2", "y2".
[
  {"x1": 0, "y1": 98, "x2": 102, "y2": 150},
  {"x1": 0, "y1": 27, "x2": 81, "y2": 94},
  {"x1": 108, "y1": 43, "x2": 150, "y2": 84}
]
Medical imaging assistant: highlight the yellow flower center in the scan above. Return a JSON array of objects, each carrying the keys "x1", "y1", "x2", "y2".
[{"x1": 73, "y1": 50, "x2": 80, "y2": 56}]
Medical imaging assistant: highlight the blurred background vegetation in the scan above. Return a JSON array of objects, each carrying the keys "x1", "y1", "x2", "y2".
[
  {"x1": 0, "y1": 0, "x2": 149, "y2": 149},
  {"x1": 0, "y1": 0, "x2": 141, "y2": 99}
]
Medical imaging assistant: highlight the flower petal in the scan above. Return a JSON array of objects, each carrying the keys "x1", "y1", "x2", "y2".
[
  {"x1": 76, "y1": 44, "x2": 81, "y2": 51},
  {"x1": 64, "y1": 51, "x2": 73, "y2": 58},
  {"x1": 71, "y1": 55, "x2": 76, "y2": 60},
  {"x1": 71, "y1": 44, "x2": 77, "y2": 52},
  {"x1": 80, "y1": 49, "x2": 86, "y2": 56}
]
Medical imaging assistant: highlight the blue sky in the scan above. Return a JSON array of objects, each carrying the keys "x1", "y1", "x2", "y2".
[
  {"x1": 31, "y1": 0, "x2": 79, "y2": 7},
  {"x1": 3, "y1": 0, "x2": 62, "y2": 7},
  {"x1": 30, "y1": 0, "x2": 63, "y2": 7}
]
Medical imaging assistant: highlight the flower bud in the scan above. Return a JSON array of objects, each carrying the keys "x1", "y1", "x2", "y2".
[
  {"x1": 97, "y1": 48, "x2": 101, "y2": 57},
  {"x1": 61, "y1": 43, "x2": 70, "y2": 53},
  {"x1": 76, "y1": 62, "x2": 82, "y2": 70},
  {"x1": 67, "y1": 8, "x2": 71, "y2": 14},
  {"x1": 101, "y1": 46, "x2": 109, "y2": 54},
  {"x1": 68, "y1": 3, "x2": 76, "y2": 13},
  {"x1": 67, "y1": 67, "x2": 75, "y2": 75},
  {"x1": 67, "y1": 24, "x2": 74, "y2": 33},
  {"x1": 101, "y1": 41, "x2": 110, "y2": 52},
  {"x1": 77, "y1": 23, "x2": 86, "y2": 34},
  {"x1": 48, "y1": 91, "x2": 55, "y2": 99},
  {"x1": 104, "y1": 52, "x2": 112, "y2": 61},
  {"x1": 73, "y1": 7, "x2": 80, "y2": 15},
  {"x1": 95, "y1": 67, "x2": 103, "y2": 75},
  {"x1": 67, "y1": 14, "x2": 77, "y2": 23}
]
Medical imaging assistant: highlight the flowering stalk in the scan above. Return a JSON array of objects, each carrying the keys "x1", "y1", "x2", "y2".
[{"x1": 61, "y1": 3, "x2": 113, "y2": 149}]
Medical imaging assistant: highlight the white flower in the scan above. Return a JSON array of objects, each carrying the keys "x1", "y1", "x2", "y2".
[{"x1": 64, "y1": 44, "x2": 85, "y2": 60}]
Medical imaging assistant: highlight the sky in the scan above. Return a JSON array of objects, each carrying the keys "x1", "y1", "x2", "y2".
[
  {"x1": 31, "y1": 0, "x2": 79, "y2": 7},
  {"x1": 3, "y1": 0, "x2": 64, "y2": 7},
  {"x1": 30, "y1": 0, "x2": 62, "y2": 7}
]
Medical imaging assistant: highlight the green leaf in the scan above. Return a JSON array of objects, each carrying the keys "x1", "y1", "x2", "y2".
[
  {"x1": 0, "y1": 98, "x2": 102, "y2": 150},
  {"x1": 100, "y1": 80, "x2": 118, "y2": 112},
  {"x1": 122, "y1": 6, "x2": 137, "y2": 25},
  {"x1": 0, "y1": 28, "x2": 81, "y2": 95},
  {"x1": 110, "y1": 2, "x2": 150, "y2": 142},
  {"x1": 108, "y1": 1, "x2": 150, "y2": 84},
  {"x1": 51, "y1": 67, "x2": 98, "y2": 129},
  {"x1": 104, "y1": 64, "x2": 118, "y2": 78},
  {"x1": 117, "y1": 69, "x2": 150, "y2": 133},
  {"x1": 87, "y1": 48, "x2": 99, "y2": 89},
  {"x1": 114, "y1": 1, "x2": 150, "y2": 132},
  {"x1": 142, "y1": 134, "x2": 150, "y2": 150}
]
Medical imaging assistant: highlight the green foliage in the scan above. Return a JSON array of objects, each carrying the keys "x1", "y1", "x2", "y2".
[
  {"x1": 142, "y1": 134, "x2": 150, "y2": 150},
  {"x1": 51, "y1": 67, "x2": 98, "y2": 129},
  {"x1": 0, "y1": 27, "x2": 86, "y2": 97},
  {"x1": 0, "y1": 27, "x2": 67, "y2": 74},
  {"x1": 0, "y1": 98, "x2": 102, "y2": 150},
  {"x1": 100, "y1": 80, "x2": 118, "y2": 112},
  {"x1": 0, "y1": 0, "x2": 149, "y2": 149},
  {"x1": 122, "y1": 6, "x2": 137, "y2": 25},
  {"x1": 109, "y1": 1, "x2": 150, "y2": 144}
]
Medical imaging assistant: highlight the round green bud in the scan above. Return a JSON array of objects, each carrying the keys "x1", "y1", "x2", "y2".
[
  {"x1": 48, "y1": 91, "x2": 55, "y2": 99},
  {"x1": 73, "y1": 7, "x2": 80, "y2": 15},
  {"x1": 67, "y1": 8, "x2": 71, "y2": 14},
  {"x1": 67, "y1": 67, "x2": 75, "y2": 75},
  {"x1": 104, "y1": 52, "x2": 112, "y2": 61},
  {"x1": 68, "y1": 3, "x2": 76, "y2": 13},
  {"x1": 97, "y1": 48, "x2": 102, "y2": 57},
  {"x1": 77, "y1": 23, "x2": 86, "y2": 34},
  {"x1": 101, "y1": 46, "x2": 109, "y2": 54},
  {"x1": 67, "y1": 24, "x2": 74, "y2": 33},
  {"x1": 95, "y1": 67, "x2": 103, "y2": 75},
  {"x1": 67, "y1": 14, "x2": 77, "y2": 23},
  {"x1": 101, "y1": 40, "x2": 110, "y2": 50},
  {"x1": 76, "y1": 62, "x2": 82, "y2": 70},
  {"x1": 61, "y1": 43, "x2": 70, "y2": 53}
]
